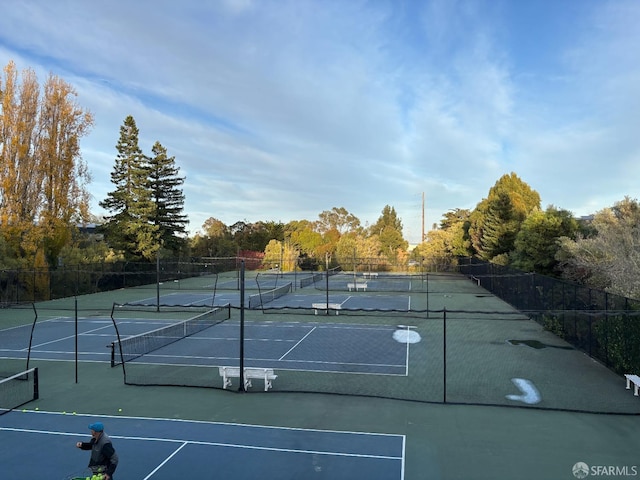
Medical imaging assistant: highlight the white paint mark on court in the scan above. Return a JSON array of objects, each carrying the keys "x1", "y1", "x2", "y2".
[
  {"x1": 392, "y1": 329, "x2": 421, "y2": 344},
  {"x1": 506, "y1": 378, "x2": 541, "y2": 404},
  {"x1": 143, "y1": 441, "x2": 188, "y2": 480}
]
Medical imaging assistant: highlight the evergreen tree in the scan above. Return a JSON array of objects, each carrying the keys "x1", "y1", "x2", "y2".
[
  {"x1": 148, "y1": 141, "x2": 188, "y2": 254},
  {"x1": 370, "y1": 205, "x2": 408, "y2": 261},
  {"x1": 468, "y1": 173, "x2": 540, "y2": 262},
  {"x1": 511, "y1": 206, "x2": 578, "y2": 274},
  {"x1": 100, "y1": 116, "x2": 158, "y2": 260}
]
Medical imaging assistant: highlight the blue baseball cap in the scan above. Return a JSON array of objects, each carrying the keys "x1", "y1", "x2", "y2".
[{"x1": 88, "y1": 422, "x2": 104, "y2": 432}]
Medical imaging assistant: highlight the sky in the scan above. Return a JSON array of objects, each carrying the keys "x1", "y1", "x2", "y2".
[{"x1": 0, "y1": 0, "x2": 638, "y2": 244}]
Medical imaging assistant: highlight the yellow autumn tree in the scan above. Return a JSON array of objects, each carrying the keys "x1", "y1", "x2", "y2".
[{"x1": 0, "y1": 61, "x2": 93, "y2": 273}]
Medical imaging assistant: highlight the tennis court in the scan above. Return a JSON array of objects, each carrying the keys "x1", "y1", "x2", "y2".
[
  {"x1": 1, "y1": 269, "x2": 638, "y2": 479},
  {"x1": 0, "y1": 410, "x2": 404, "y2": 479},
  {"x1": 0, "y1": 311, "x2": 413, "y2": 376}
]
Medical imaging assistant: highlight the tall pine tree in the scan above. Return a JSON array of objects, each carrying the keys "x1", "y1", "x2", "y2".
[
  {"x1": 100, "y1": 115, "x2": 158, "y2": 260},
  {"x1": 148, "y1": 141, "x2": 188, "y2": 254},
  {"x1": 370, "y1": 205, "x2": 408, "y2": 261}
]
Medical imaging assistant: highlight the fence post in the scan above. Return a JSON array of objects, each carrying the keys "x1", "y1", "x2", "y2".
[{"x1": 443, "y1": 308, "x2": 447, "y2": 404}]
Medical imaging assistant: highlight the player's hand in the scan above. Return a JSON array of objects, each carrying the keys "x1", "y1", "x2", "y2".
[{"x1": 75, "y1": 441, "x2": 82, "y2": 448}]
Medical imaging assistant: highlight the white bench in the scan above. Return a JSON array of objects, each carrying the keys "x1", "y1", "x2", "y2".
[
  {"x1": 347, "y1": 282, "x2": 367, "y2": 291},
  {"x1": 311, "y1": 302, "x2": 342, "y2": 315},
  {"x1": 219, "y1": 366, "x2": 277, "y2": 391},
  {"x1": 362, "y1": 272, "x2": 378, "y2": 278},
  {"x1": 624, "y1": 374, "x2": 640, "y2": 396}
]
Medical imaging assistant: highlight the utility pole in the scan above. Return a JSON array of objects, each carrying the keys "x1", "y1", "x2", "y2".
[{"x1": 422, "y1": 192, "x2": 426, "y2": 242}]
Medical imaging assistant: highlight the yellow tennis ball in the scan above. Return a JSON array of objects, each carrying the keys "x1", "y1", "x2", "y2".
[
  {"x1": 118, "y1": 408, "x2": 122, "y2": 412},
  {"x1": 35, "y1": 407, "x2": 39, "y2": 411}
]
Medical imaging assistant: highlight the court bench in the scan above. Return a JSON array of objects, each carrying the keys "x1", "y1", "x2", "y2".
[
  {"x1": 312, "y1": 302, "x2": 342, "y2": 315},
  {"x1": 347, "y1": 282, "x2": 368, "y2": 291},
  {"x1": 219, "y1": 366, "x2": 277, "y2": 391},
  {"x1": 362, "y1": 272, "x2": 378, "y2": 278},
  {"x1": 624, "y1": 374, "x2": 640, "y2": 396}
]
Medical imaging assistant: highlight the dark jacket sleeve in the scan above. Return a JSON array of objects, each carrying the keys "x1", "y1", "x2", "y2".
[{"x1": 79, "y1": 442, "x2": 93, "y2": 450}]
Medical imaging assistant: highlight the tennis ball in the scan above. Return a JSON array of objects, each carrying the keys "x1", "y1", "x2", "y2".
[
  {"x1": 22, "y1": 409, "x2": 26, "y2": 413},
  {"x1": 118, "y1": 408, "x2": 122, "y2": 412},
  {"x1": 73, "y1": 412, "x2": 77, "y2": 415},
  {"x1": 35, "y1": 407, "x2": 39, "y2": 411}
]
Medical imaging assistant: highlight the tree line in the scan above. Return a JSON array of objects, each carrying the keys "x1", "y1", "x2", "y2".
[
  {"x1": 190, "y1": 205, "x2": 409, "y2": 270},
  {"x1": 2, "y1": 60, "x2": 639, "y2": 300},
  {"x1": 414, "y1": 172, "x2": 640, "y2": 299}
]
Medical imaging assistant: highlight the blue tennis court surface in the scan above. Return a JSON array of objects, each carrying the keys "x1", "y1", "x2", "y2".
[
  {"x1": 1, "y1": 316, "x2": 412, "y2": 376},
  {"x1": 0, "y1": 411, "x2": 405, "y2": 479}
]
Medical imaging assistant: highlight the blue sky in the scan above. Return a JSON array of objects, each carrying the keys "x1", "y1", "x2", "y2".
[{"x1": 1, "y1": 0, "x2": 638, "y2": 244}]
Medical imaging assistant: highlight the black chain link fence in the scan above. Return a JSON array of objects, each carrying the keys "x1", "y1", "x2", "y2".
[{"x1": 458, "y1": 257, "x2": 640, "y2": 376}]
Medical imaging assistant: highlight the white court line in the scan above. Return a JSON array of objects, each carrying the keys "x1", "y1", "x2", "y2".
[
  {"x1": 278, "y1": 326, "x2": 316, "y2": 361},
  {"x1": 143, "y1": 441, "x2": 188, "y2": 480},
  {"x1": 0, "y1": 316, "x2": 66, "y2": 334},
  {"x1": 9, "y1": 409, "x2": 405, "y2": 437},
  {"x1": 27, "y1": 324, "x2": 113, "y2": 349},
  {"x1": 0, "y1": 426, "x2": 403, "y2": 460}
]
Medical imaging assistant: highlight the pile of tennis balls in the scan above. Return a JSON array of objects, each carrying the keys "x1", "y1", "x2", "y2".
[{"x1": 85, "y1": 474, "x2": 104, "y2": 480}]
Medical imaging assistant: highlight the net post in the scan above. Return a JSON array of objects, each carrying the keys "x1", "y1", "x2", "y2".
[
  {"x1": 426, "y1": 273, "x2": 430, "y2": 319},
  {"x1": 443, "y1": 307, "x2": 447, "y2": 404},
  {"x1": 156, "y1": 250, "x2": 161, "y2": 313},
  {"x1": 26, "y1": 303, "x2": 37, "y2": 372},
  {"x1": 325, "y1": 253, "x2": 330, "y2": 315},
  {"x1": 238, "y1": 260, "x2": 246, "y2": 392},
  {"x1": 75, "y1": 295, "x2": 78, "y2": 384},
  {"x1": 33, "y1": 367, "x2": 39, "y2": 400}
]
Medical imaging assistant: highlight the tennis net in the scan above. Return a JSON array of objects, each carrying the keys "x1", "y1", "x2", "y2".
[
  {"x1": 111, "y1": 304, "x2": 231, "y2": 366},
  {"x1": 299, "y1": 272, "x2": 324, "y2": 288},
  {"x1": 248, "y1": 282, "x2": 292, "y2": 309},
  {"x1": 0, "y1": 368, "x2": 39, "y2": 416},
  {"x1": 311, "y1": 272, "x2": 483, "y2": 293}
]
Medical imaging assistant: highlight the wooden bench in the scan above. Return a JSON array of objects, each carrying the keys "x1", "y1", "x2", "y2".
[
  {"x1": 624, "y1": 373, "x2": 640, "y2": 396},
  {"x1": 347, "y1": 282, "x2": 367, "y2": 291},
  {"x1": 311, "y1": 302, "x2": 342, "y2": 315},
  {"x1": 219, "y1": 366, "x2": 277, "y2": 391}
]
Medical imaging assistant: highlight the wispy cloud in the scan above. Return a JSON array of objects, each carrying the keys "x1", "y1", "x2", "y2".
[{"x1": 1, "y1": 0, "x2": 638, "y2": 242}]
